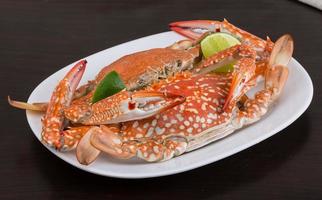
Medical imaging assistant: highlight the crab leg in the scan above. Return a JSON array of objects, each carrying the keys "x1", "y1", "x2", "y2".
[
  {"x1": 223, "y1": 57, "x2": 256, "y2": 111},
  {"x1": 76, "y1": 125, "x2": 189, "y2": 164},
  {"x1": 194, "y1": 44, "x2": 256, "y2": 74},
  {"x1": 64, "y1": 90, "x2": 185, "y2": 125},
  {"x1": 228, "y1": 35, "x2": 293, "y2": 126},
  {"x1": 235, "y1": 65, "x2": 289, "y2": 127},
  {"x1": 8, "y1": 96, "x2": 48, "y2": 112},
  {"x1": 42, "y1": 60, "x2": 87, "y2": 150},
  {"x1": 225, "y1": 35, "x2": 293, "y2": 111}
]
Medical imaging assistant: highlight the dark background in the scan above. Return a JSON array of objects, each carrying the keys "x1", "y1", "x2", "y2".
[{"x1": 1, "y1": 0, "x2": 321, "y2": 199}]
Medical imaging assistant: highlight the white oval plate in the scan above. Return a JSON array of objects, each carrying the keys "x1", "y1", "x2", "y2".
[{"x1": 26, "y1": 31, "x2": 313, "y2": 179}]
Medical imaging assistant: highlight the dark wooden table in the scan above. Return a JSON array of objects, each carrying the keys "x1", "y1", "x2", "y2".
[{"x1": 1, "y1": 0, "x2": 321, "y2": 199}]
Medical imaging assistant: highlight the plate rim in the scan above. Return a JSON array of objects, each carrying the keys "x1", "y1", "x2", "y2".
[{"x1": 26, "y1": 31, "x2": 314, "y2": 179}]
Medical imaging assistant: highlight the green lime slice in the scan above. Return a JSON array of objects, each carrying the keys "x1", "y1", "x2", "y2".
[
  {"x1": 92, "y1": 71, "x2": 126, "y2": 103},
  {"x1": 201, "y1": 32, "x2": 241, "y2": 72}
]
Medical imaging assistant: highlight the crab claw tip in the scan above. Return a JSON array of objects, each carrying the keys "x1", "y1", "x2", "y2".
[
  {"x1": 223, "y1": 73, "x2": 243, "y2": 111},
  {"x1": 268, "y1": 34, "x2": 294, "y2": 68},
  {"x1": 169, "y1": 20, "x2": 220, "y2": 40}
]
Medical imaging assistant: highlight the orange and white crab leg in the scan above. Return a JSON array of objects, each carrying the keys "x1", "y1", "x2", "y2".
[
  {"x1": 242, "y1": 65, "x2": 288, "y2": 126},
  {"x1": 224, "y1": 35, "x2": 292, "y2": 111},
  {"x1": 64, "y1": 90, "x2": 186, "y2": 125},
  {"x1": 194, "y1": 44, "x2": 256, "y2": 74},
  {"x1": 76, "y1": 125, "x2": 188, "y2": 164},
  {"x1": 230, "y1": 35, "x2": 293, "y2": 126},
  {"x1": 220, "y1": 19, "x2": 273, "y2": 51},
  {"x1": 234, "y1": 64, "x2": 289, "y2": 128},
  {"x1": 41, "y1": 60, "x2": 87, "y2": 150}
]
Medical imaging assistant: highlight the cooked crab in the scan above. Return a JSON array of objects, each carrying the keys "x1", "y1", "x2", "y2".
[
  {"x1": 75, "y1": 34, "x2": 293, "y2": 164},
  {"x1": 8, "y1": 19, "x2": 293, "y2": 165}
]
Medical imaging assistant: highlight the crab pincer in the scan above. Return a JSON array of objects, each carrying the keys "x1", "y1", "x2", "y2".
[
  {"x1": 170, "y1": 19, "x2": 273, "y2": 53},
  {"x1": 64, "y1": 90, "x2": 186, "y2": 125},
  {"x1": 169, "y1": 20, "x2": 221, "y2": 39},
  {"x1": 41, "y1": 60, "x2": 87, "y2": 150}
]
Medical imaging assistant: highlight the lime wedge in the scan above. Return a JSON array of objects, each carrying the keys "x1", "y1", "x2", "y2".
[
  {"x1": 92, "y1": 71, "x2": 126, "y2": 103},
  {"x1": 201, "y1": 32, "x2": 241, "y2": 72}
]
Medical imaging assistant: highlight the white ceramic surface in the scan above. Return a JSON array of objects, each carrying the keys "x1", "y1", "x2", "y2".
[{"x1": 26, "y1": 31, "x2": 313, "y2": 179}]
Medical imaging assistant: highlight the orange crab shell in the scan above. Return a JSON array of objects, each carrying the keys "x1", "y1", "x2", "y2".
[
  {"x1": 95, "y1": 47, "x2": 200, "y2": 90},
  {"x1": 119, "y1": 72, "x2": 234, "y2": 141}
]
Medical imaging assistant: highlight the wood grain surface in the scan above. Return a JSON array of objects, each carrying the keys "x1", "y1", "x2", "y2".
[{"x1": 1, "y1": 0, "x2": 321, "y2": 199}]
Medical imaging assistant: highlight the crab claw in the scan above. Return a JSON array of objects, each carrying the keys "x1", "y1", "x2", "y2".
[
  {"x1": 170, "y1": 20, "x2": 271, "y2": 52},
  {"x1": 265, "y1": 65, "x2": 289, "y2": 99},
  {"x1": 224, "y1": 73, "x2": 244, "y2": 111},
  {"x1": 76, "y1": 127, "x2": 101, "y2": 165},
  {"x1": 41, "y1": 60, "x2": 87, "y2": 150},
  {"x1": 120, "y1": 91, "x2": 185, "y2": 122},
  {"x1": 223, "y1": 57, "x2": 256, "y2": 111},
  {"x1": 265, "y1": 34, "x2": 293, "y2": 99},
  {"x1": 268, "y1": 34, "x2": 294, "y2": 69},
  {"x1": 169, "y1": 20, "x2": 220, "y2": 39},
  {"x1": 65, "y1": 90, "x2": 185, "y2": 125}
]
